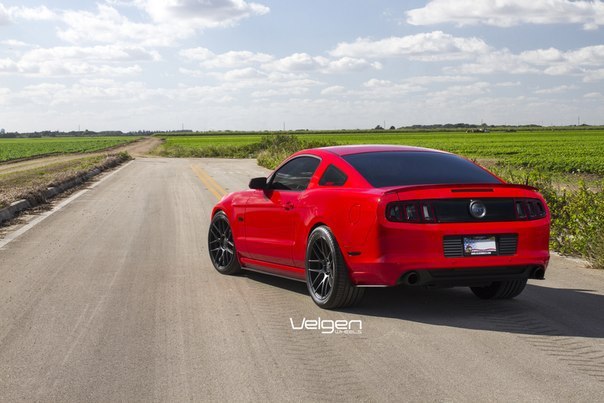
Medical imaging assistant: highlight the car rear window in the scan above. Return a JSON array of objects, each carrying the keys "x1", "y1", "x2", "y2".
[{"x1": 342, "y1": 151, "x2": 501, "y2": 187}]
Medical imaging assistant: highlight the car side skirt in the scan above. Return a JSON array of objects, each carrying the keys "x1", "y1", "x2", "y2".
[{"x1": 240, "y1": 257, "x2": 306, "y2": 282}]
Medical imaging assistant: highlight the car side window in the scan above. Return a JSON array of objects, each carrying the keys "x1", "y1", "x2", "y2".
[
  {"x1": 318, "y1": 164, "x2": 348, "y2": 186},
  {"x1": 270, "y1": 156, "x2": 321, "y2": 191}
]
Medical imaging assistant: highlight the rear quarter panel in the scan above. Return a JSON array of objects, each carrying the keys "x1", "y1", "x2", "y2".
[{"x1": 292, "y1": 188, "x2": 381, "y2": 268}]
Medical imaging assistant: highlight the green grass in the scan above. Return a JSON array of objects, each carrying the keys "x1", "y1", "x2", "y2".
[
  {"x1": 157, "y1": 130, "x2": 604, "y2": 175},
  {"x1": 0, "y1": 137, "x2": 139, "y2": 162}
]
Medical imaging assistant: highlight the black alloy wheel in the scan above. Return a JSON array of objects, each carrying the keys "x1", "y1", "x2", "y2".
[
  {"x1": 306, "y1": 226, "x2": 364, "y2": 309},
  {"x1": 208, "y1": 212, "x2": 241, "y2": 275}
]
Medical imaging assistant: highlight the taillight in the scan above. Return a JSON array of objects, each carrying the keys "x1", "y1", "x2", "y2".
[
  {"x1": 514, "y1": 198, "x2": 547, "y2": 220},
  {"x1": 386, "y1": 201, "x2": 436, "y2": 223}
]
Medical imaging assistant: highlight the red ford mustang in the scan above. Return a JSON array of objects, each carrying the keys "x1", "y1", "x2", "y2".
[{"x1": 208, "y1": 145, "x2": 550, "y2": 309}]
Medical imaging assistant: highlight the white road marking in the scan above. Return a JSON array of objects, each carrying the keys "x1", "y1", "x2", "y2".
[{"x1": 0, "y1": 161, "x2": 133, "y2": 250}]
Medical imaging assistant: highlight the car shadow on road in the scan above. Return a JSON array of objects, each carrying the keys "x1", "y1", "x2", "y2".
[
  {"x1": 346, "y1": 284, "x2": 604, "y2": 339},
  {"x1": 242, "y1": 271, "x2": 604, "y2": 339},
  {"x1": 242, "y1": 271, "x2": 309, "y2": 295}
]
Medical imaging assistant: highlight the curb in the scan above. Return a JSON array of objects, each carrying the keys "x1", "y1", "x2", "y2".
[{"x1": 0, "y1": 159, "x2": 127, "y2": 225}]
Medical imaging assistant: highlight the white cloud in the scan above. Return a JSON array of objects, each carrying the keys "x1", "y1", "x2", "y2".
[
  {"x1": 355, "y1": 79, "x2": 425, "y2": 99},
  {"x1": 9, "y1": 5, "x2": 56, "y2": 21},
  {"x1": 331, "y1": 31, "x2": 490, "y2": 61},
  {"x1": 140, "y1": 0, "x2": 269, "y2": 27},
  {"x1": 0, "y1": 45, "x2": 156, "y2": 77},
  {"x1": 1, "y1": 39, "x2": 31, "y2": 48},
  {"x1": 56, "y1": 1, "x2": 268, "y2": 47},
  {"x1": 0, "y1": 4, "x2": 10, "y2": 25},
  {"x1": 180, "y1": 47, "x2": 273, "y2": 68},
  {"x1": 406, "y1": 0, "x2": 604, "y2": 30},
  {"x1": 534, "y1": 85, "x2": 578, "y2": 94},
  {"x1": 58, "y1": 4, "x2": 191, "y2": 47},
  {"x1": 321, "y1": 85, "x2": 347, "y2": 95},
  {"x1": 324, "y1": 57, "x2": 382, "y2": 73},
  {"x1": 403, "y1": 75, "x2": 475, "y2": 85},
  {"x1": 0, "y1": 58, "x2": 18, "y2": 73},
  {"x1": 262, "y1": 53, "x2": 380, "y2": 74},
  {"x1": 495, "y1": 81, "x2": 521, "y2": 87},
  {"x1": 21, "y1": 45, "x2": 160, "y2": 63},
  {"x1": 450, "y1": 45, "x2": 604, "y2": 79},
  {"x1": 584, "y1": 68, "x2": 604, "y2": 82},
  {"x1": 251, "y1": 87, "x2": 309, "y2": 98},
  {"x1": 427, "y1": 82, "x2": 491, "y2": 99},
  {"x1": 363, "y1": 79, "x2": 392, "y2": 88},
  {"x1": 584, "y1": 92, "x2": 603, "y2": 98},
  {"x1": 0, "y1": 3, "x2": 56, "y2": 24},
  {"x1": 221, "y1": 67, "x2": 265, "y2": 81},
  {"x1": 267, "y1": 53, "x2": 327, "y2": 72}
]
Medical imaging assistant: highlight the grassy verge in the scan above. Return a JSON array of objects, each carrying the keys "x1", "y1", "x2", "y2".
[{"x1": 0, "y1": 152, "x2": 131, "y2": 210}]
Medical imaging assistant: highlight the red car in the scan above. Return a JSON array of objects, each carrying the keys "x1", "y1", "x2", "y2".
[{"x1": 208, "y1": 145, "x2": 550, "y2": 309}]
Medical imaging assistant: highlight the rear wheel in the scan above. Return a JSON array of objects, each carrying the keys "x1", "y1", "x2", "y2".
[
  {"x1": 470, "y1": 278, "x2": 527, "y2": 299},
  {"x1": 306, "y1": 226, "x2": 364, "y2": 309},
  {"x1": 208, "y1": 212, "x2": 241, "y2": 275}
]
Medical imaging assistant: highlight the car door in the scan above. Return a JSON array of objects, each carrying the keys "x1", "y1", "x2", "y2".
[{"x1": 244, "y1": 156, "x2": 321, "y2": 266}]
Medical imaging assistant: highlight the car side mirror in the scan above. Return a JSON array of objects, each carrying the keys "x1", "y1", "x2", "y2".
[{"x1": 249, "y1": 177, "x2": 267, "y2": 190}]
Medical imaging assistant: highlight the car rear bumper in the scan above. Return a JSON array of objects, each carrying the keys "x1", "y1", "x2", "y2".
[
  {"x1": 348, "y1": 259, "x2": 548, "y2": 287},
  {"x1": 344, "y1": 219, "x2": 550, "y2": 287}
]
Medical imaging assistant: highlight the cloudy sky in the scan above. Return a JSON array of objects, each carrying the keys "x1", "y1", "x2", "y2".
[{"x1": 1, "y1": 0, "x2": 603, "y2": 132}]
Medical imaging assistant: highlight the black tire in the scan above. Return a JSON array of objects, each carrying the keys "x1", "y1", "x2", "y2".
[
  {"x1": 470, "y1": 278, "x2": 528, "y2": 299},
  {"x1": 305, "y1": 226, "x2": 364, "y2": 309},
  {"x1": 208, "y1": 212, "x2": 242, "y2": 275}
]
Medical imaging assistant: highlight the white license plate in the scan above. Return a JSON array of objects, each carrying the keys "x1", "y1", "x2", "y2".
[{"x1": 463, "y1": 236, "x2": 497, "y2": 256}]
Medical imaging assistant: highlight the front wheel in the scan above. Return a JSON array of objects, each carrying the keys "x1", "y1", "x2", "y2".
[
  {"x1": 470, "y1": 278, "x2": 527, "y2": 299},
  {"x1": 305, "y1": 226, "x2": 364, "y2": 309},
  {"x1": 208, "y1": 212, "x2": 241, "y2": 275}
]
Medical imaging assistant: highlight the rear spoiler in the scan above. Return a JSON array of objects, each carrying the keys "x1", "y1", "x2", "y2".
[{"x1": 383, "y1": 183, "x2": 539, "y2": 195}]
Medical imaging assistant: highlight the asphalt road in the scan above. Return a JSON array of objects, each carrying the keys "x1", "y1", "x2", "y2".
[{"x1": 0, "y1": 157, "x2": 603, "y2": 402}]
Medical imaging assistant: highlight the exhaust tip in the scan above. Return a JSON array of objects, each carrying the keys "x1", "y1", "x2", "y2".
[
  {"x1": 402, "y1": 271, "x2": 420, "y2": 286},
  {"x1": 532, "y1": 267, "x2": 545, "y2": 280}
]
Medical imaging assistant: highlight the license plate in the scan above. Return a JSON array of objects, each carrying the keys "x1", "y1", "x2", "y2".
[{"x1": 463, "y1": 236, "x2": 497, "y2": 256}]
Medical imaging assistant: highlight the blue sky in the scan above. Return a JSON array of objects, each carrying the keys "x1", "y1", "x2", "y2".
[{"x1": 1, "y1": 0, "x2": 603, "y2": 132}]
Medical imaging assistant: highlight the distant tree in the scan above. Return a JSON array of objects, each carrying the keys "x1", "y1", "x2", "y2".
[
  {"x1": 374, "y1": 125, "x2": 384, "y2": 130},
  {"x1": 389, "y1": 125, "x2": 396, "y2": 130}
]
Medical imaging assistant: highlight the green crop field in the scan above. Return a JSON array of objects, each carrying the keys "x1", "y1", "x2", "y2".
[
  {"x1": 0, "y1": 137, "x2": 139, "y2": 163},
  {"x1": 159, "y1": 130, "x2": 604, "y2": 176}
]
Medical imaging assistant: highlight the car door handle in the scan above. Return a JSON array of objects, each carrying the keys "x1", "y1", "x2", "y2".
[{"x1": 284, "y1": 201, "x2": 295, "y2": 211}]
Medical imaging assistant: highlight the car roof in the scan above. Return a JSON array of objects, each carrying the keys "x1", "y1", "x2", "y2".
[{"x1": 317, "y1": 144, "x2": 447, "y2": 156}]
